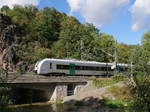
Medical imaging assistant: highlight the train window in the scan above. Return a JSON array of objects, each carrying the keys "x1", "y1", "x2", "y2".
[
  {"x1": 75, "y1": 66, "x2": 80, "y2": 70},
  {"x1": 96, "y1": 67, "x2": 99, "y2": 71},
  {"x1": 101, "y1": 67, "x2": 107, "y2": 71},
  {"x1": 90, "y1": 66, "x2": 95, "y2": 70},
  {"x1": 107, "y1": 67, "x2": 112, "y2": 71},
  {"x1": 83, "y1": 66, "x2": 86, "y2": 70},
  {"x1": 64, "y1": 65, "x2": 70, "y2": 69},
  {"x1": 57, "y1": 64, "x2": 69, "y2": 70},
  {"x1": 74, "y1": 65, "x2": 112, "y2": 71},
  {"x1": 118, "y1": 66, "x2": 127, "y2": 72},
  {"x1": 79, "y1": 66, "x2": 83, "y2": 70},
  {"x1": 75, "y1": 66, "x2": 100, "y2": 71},
  {"x1": 57, "y1": 65, "x2": 62, "y2": 69}
]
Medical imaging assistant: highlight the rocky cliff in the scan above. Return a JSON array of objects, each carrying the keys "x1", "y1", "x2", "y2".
[{"x1": 0, "y1": 13, "x2": 23, "y2": 71}]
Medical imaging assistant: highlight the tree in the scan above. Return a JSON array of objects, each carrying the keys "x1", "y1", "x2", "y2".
[
  {"x1": 130, "y1": 45, "x2": 150, "y2": 112},
  {"x1": 117, "y1": 43, "x2": 136, "y2": 63},
  {"x1": 1, "y1": 5, "x2": 10, "y2": 14},
  {"x1": 53, "y1": 20, "x2": 101, "y2": 60},
  {"x1": 33, "y1": 7, "x2": 62, "y2": 48},
  {"x1": 53, "y1": 16, "x2": 82, "y2": 59},
  {"x1": 78, "y1": 23, "x2": 100, "y2": 61},
  {"x1": 93, "y1": 33, "x2": 115, "y2": 62},
  {"x1": 142, "y1": 31, "x2": 150, "y2": 58}
]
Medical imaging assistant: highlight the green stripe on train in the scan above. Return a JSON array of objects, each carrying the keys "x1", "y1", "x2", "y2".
[{"x1": 69, "y1": 63, "x2": 76, "y2": 75}]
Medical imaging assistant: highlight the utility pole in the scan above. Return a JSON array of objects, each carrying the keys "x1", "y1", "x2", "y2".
[
  {"x1": 114, "y1": 39, "x2": 118, "y2": 74},
  {"x1": 80, "y1": 39, "x2": 83, "y2": 60},
  {"x1": 66, "y1": 41, "x2": 70, "y2": 59},
  {"x1": 66, "y1": 42, "x2": 68, "y2": 58},
  {"x1": 131, "y1": 61, "x2": 133, "y2": 77}
]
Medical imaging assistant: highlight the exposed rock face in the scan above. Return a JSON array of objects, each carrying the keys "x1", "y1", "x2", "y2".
[{"x1": 0, "y1": 13, "x2": 23, "y2": 71}]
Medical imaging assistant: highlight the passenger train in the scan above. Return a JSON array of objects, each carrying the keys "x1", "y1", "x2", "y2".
[{"x1": 34, "y1": 58, "x2": 128, "y2": 76}]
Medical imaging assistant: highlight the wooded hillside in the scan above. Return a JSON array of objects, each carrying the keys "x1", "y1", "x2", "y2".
[{"x1": 0, "y1": 5, "x2": 136, "y2": 71}]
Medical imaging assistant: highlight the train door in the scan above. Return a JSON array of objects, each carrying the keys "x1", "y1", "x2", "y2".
[
  {"x1": 49, "y1": 62, "x2": 53, "y2": 73},
  {"x1": 69, "y1": 63, "x2": 76, "y2": 75}
]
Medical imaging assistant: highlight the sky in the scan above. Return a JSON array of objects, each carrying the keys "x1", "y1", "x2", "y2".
[{"x1": 0, "y1": 0, "x2": 150, "y2": 45}]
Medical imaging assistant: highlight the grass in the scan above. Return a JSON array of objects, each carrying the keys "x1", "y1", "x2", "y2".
[
  {"x1": 93, "y1": 78, "x2": 114, "y2": 88},
  {"x1": 55, "y1": 98, "x2": 63, "y2": 104},
  {"x1": 92, "y1": 74, "x2": 134, "y2": 109},
  {"x1": 103, "y1": 99, "x2": 134, "y2": 108},
  {"x1": 107, "y1": 85, "x2": 133, "y2": 101},
  {"x1": 93, "y1": 74, "x2": 129, "y2": 88}
]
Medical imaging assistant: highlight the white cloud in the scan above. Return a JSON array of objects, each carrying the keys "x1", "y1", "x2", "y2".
[
  {"x1": 67, "y1": 0, "x2": 129, "y2": 27},
  {"x1": 130, "y1": 0, "x2": 150, "y2": 31},
  {"x1": 67, "y1": 0, "x2": 84, "y2": 12},
  {"x1": 0, "y1": 0, "x2": 39, "y2": 8}
]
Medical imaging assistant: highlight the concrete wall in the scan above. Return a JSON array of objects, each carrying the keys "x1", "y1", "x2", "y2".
[
  {"x1": 51, "y1": 83, "x2": 86, "y2": 101},
  {"x1": 11, "y1": 82, "x2": 87, "y2": 103},
  {"x1": 51, "y1": 84, "x2": 67, "y2": 101},
  {"x1": 74, "y1": 83, "x2": 85, "y2": 94}
]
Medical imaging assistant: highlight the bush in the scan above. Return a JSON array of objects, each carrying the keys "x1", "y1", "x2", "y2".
[
  {"x1": 131, "y1": 77, "x2": 150, "y2": 112},
  {"x1": 112, "y1": 74, "x2": 129, "y2": 82},
  {"x1": 108, "y1": 85, "x2": 133, "y2": 101}
]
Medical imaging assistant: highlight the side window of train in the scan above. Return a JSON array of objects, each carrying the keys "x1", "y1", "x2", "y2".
[
  {"x1": 50, "y1": 63, "x2": 52, "y2": 69},
  {"x1": 101, "y1": 67, "x2": 107, "y2": 71}
]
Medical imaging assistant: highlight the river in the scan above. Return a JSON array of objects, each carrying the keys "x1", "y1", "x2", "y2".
[{"x1": 13, "y1": 103, "x2": 129, "y2": 112}]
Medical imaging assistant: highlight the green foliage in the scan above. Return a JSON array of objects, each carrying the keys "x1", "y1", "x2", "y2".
[
  {"x1": 112, "y1": 74, "x2": 129, "y2": 82},
  {"x1": 0, "y1": 69, "x2": 7, "y2": 83},
  {"x1": 0, "y1": 69, "x2": 14, "y2": 112},
  {"x1": 142, "y1": 31, "x2": 150, "y2": 58},
  {"x1": 55, "y1": 98, "x2": 63, "y2": 104},
  {"x1": 93, "y1": 74, "x2": 128, "y2": 88},
  {"x1": 93, "y1": 78, "x2": 116, "y2": 88},
  {"x1": 130, "y1": 35, "x2": 150, "y2": 112},
  {"x1": 117, "y1": 43, "x2": 137, "y2": 63},
  {"x1": 132, "y1": 79, "x2": 150, "y2": 112},
  {"x1": 33, "y1": 8, "x2": 61, "y2": 48},
  {"x1": 102, "y1": 99, "x2": 133, "y2": 108},
  {"x1": 108, "y1": 85, "x2": 133, "y2": 101},
  {"x1": 27, "y1": 48, "x2": 54, "y2": 63},
  {"x1": 96, "y1": 33, "x2": 115, "y2": 62}
]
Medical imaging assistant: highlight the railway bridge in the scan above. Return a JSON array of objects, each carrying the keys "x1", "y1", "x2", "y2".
[{"x1": 5, "y1": 74, "x2": 90, "y2": 102}]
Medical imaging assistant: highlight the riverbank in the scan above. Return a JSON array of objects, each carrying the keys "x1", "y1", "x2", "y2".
[
  {"x1": 62, "y1": 75, "x2": 133, "y2": 109},
  {"x1": 63, "y1": 79, "x2": 131, "y2": 102},
  {"x1": 9, "y1": 102, "x2": 51, "y2": 108}
]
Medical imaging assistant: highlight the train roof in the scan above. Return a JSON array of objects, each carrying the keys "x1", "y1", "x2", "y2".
[
  {"x1": 41, "y1": 58, "x2": 111, "y2": 65},
  {"x1": 38, "y1": 58, "x2": 128, "y2": 67}
]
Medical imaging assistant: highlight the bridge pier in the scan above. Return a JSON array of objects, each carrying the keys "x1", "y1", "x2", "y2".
[
  {"x1": 50, "y1": 83, "x2": 86, "y2": 102},
  {"x1": 51, "y1": 84, "x2": 67, "y2": 101}
]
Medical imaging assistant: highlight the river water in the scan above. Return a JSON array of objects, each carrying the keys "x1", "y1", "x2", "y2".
[{"x1": 13, "y1": 103, "x2": 128, "y2": 112}]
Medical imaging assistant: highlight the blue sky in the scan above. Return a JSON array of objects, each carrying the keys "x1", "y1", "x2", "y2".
[
  {"x1": 37, "y1": 0, "x2": 150, "y2": 45},
  {"x1": 1, "y1": 0, "x2": 150, "y2": 45}
]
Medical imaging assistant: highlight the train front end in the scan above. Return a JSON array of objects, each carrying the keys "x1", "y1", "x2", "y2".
[{"x1": 33, "y1": 60, "x2": 41, "y2": 74}]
